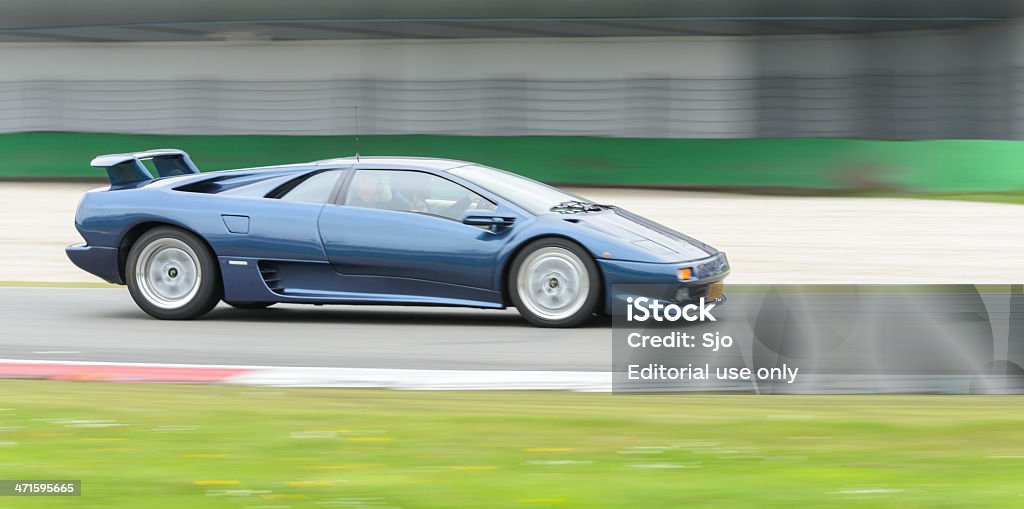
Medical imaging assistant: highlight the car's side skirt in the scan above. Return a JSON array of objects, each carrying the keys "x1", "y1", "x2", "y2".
[{"x1": 218, "y1": 257, "x2": 504, "y2": 309}]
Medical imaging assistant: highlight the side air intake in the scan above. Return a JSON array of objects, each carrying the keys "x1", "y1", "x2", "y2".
[{"x1": 258, "y1": 262, "x2": 284, "y2": 294}]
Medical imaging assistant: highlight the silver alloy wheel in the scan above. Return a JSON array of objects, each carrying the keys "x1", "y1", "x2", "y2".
[
  {"x1": 516, "y1": 246, "x2": 590, "y2": 321},
  {"x1": 134, "y1": 238, "x2": 202, "y2": 310}
]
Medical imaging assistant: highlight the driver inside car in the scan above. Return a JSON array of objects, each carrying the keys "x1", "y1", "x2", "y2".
[
  {"x1": 388, "y1": 172, "x2": 431, "y2": 214},
  {"x1": 347, "y1": 173, "x2": 389, "y2": 209}
]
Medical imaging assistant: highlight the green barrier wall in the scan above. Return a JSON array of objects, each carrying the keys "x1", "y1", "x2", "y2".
[{"x1": 3, "y1": 132, "x2": 1024, "y2": 192}]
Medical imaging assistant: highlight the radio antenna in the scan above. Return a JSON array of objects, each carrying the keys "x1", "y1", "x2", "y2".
[{"x1": 354, "y1": 106, "x2": 360, "y2": 162}]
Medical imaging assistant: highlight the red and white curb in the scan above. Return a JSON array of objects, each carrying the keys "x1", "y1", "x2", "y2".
[
  {"x1": 0, "y1": 359, "x2": 610, "y2": 391},
  {"x1": 0, "y1": 359, "x2": 248, "y2": 384}
]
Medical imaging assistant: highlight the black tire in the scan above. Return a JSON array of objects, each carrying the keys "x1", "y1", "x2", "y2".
[
  {"x1": 225, "y1": 301, "x2": 275, "y2": 310},
  {"x1": 125, "y1": 226, "x2": 221, "y2": 320},
  {"x1": 508, "y1": 238, "x2": 601, "y2": 328}
]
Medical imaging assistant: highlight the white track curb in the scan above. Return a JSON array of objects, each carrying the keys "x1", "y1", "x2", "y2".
[
  {"x1": 229, "y1": 366, "x2": 611, "y2": 391},
  {"x1": 0, "y1": 359, "x2": 611, "y2": 391}
]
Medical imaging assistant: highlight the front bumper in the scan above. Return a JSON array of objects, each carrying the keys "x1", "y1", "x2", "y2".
[
  {"x1": 599, "y1": 252, "x2": 729, "y2": 315},
  {"x1": 65, "y1": 244, "x2": 122, "y2": 284}
]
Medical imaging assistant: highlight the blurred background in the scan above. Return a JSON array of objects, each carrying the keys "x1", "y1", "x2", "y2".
[
  {"x1": 3, "y1": 0, "x2": 1024, "y2": 193},
  {"x1": 5, "y1": 0, "x2": 1024, "y2": 284}
]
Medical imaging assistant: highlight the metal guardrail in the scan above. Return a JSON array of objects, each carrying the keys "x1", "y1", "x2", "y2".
[{"x1": 0, "y1": 71, "x2": 1017, "y2": 139}]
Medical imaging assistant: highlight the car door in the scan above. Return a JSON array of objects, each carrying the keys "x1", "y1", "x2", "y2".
[{"x1": 317, "y1": 169, "x2": 514, "y2": 299}]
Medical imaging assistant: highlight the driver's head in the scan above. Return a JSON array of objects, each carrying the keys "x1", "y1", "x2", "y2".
[
  {"x1": 355, "y1": 174, "x2": 386, "y2": 204},
  {"x1": 394, "y1": 172, "x2": 430, "y2": 206}
]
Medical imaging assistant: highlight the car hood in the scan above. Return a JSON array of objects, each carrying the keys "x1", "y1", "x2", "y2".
[{"x1": 572, "y1": 208, "x2": 717, "y2": 262}]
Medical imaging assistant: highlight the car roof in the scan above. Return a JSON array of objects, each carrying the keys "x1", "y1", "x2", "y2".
[{"x1": 313, "y1": 156, "x2": 472, "y2": 171}]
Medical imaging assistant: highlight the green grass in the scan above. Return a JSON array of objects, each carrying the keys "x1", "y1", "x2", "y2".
[{"x1": 1, "y1": 381, "x2": 1024, "y2": 508}]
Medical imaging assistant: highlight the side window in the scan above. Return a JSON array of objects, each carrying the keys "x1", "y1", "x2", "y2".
[
  {"x1": 278, "y1": 170, "x2": 345, "y2": 204},
  {"x1": 345, "y1": 170, "x2": 496, "y2": 221}
]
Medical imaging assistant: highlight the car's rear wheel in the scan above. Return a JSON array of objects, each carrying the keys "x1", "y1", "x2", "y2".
[
  {"x1": 126, "y1": 226, "x2": 221, "y2": 320},
  {"x1": 509, "y1": 238, "x2": 600, "y2": 327},
  {"x1": 225, "y1": 301, "x2": 275, "y2": 310}
]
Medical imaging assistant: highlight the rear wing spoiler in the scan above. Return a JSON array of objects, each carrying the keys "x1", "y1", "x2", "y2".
[{"x1": 90, "y1": 149, "x2": 200, "y2": 186}]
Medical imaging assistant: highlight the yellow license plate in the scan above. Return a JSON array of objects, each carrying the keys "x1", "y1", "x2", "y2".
[{"x1": 707, "y1": 282, "x2": 724, "y2": 301}]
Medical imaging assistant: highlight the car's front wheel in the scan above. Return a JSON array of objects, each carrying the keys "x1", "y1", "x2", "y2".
[
  {"x1": 509, "y1": 238, "x2": 601, "y2": 327},
  {"x1": 126, "y1": 226, "x2": 221, "y2": 320}
]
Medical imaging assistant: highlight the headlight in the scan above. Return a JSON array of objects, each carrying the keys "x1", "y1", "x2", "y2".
[{"x1": 694, "y1": 255, "x2": 729, "y2": 279}]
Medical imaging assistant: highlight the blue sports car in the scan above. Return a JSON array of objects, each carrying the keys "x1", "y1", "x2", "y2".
[{"x1": 67, "y1": 149, "x2": 729, "y2": 327}]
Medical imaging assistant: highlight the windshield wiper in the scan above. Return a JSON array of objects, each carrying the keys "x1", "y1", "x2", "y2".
[{"x1": 550, "y1": 200, "x2": 610, "y2": 213}]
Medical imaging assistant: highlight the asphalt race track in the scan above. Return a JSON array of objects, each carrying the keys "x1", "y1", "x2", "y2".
[
  {"x1": 0, "y1": 288, "x2": 611, "y2": 371},
  {"x1": 4, "y1": 285, "x2": 1019, "y2": 394}
]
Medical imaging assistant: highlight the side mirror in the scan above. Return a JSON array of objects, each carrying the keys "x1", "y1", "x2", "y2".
[{"x1": 462, "y1": 210, "x2": 516, "y2": 229}]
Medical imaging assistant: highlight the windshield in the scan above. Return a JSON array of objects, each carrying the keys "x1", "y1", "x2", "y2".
[{"x1": 447, "y1": 164, "x2": 592, "y2": 215}]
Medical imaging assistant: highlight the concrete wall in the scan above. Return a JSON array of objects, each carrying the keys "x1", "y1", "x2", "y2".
[{"x1": 0, "y1": 24, "x2": 1020, "y2": 138}]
